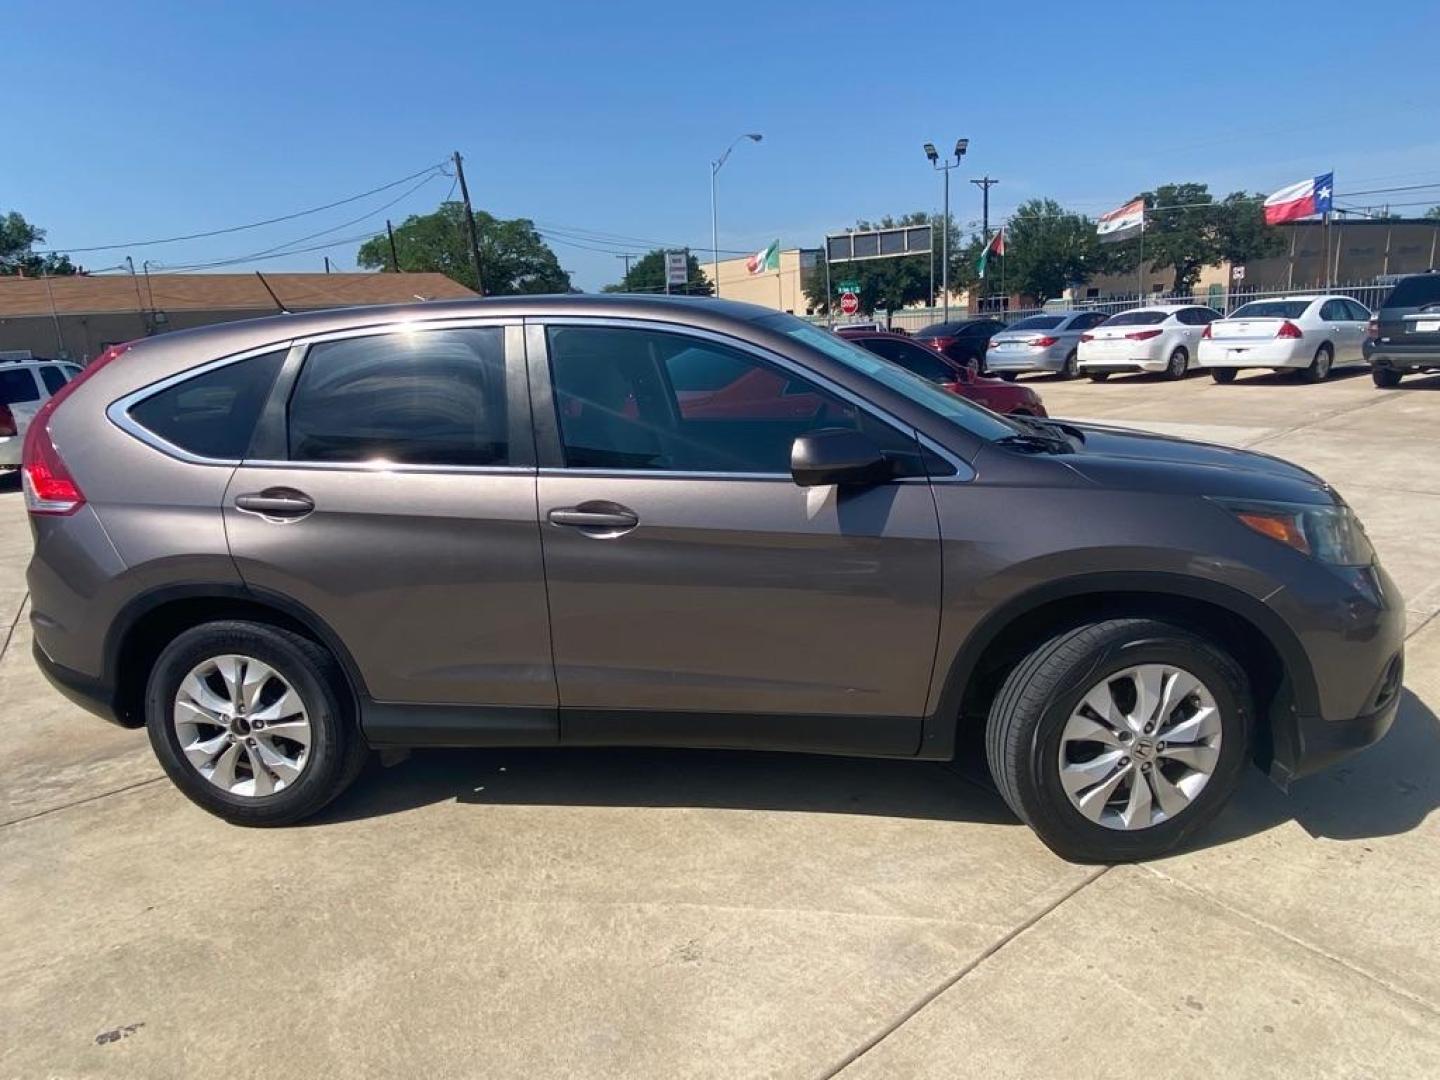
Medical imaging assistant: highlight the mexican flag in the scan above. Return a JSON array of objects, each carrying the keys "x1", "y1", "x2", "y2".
[
  {"x1": 975, "y1": 229, "x2": 1005, "y2": 279},
  {"x1": 746, "y1": 239, "x2": 780, "y2": 275}
]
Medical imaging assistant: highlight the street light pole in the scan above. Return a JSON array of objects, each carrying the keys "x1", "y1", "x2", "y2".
[
  {"x1": 710, "y1": 133, "x2": 762, "y2": 298},
  {"x1": 924, "y1": 139, "x2": 968, "y2": 324}
]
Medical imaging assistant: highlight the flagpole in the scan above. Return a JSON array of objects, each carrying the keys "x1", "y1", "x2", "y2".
[{"x1": 1138, "y1": 215, "x2": 1144, "y2": 302}]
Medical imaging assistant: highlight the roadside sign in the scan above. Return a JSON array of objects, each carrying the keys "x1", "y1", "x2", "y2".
[
  {"x1": 1231, "y1": 265, "x2": 1246, "y2": 281},
  {"x1": 840, "y1": 292, "x2": 860, "y2": 316},
  {"x1": 665, "y1": 251, "x2": 688, "y2": 287},
  {"x1": 837, "y1": 280, "x2": 860, "y2": 295}
]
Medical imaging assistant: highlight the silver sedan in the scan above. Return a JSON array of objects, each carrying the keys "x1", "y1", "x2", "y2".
[{"x1": 985, "y1": 310, "x2": 1109, "y2": 379}]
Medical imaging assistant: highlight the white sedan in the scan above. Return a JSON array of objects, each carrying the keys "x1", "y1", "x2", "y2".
[
  {"x1": 1197, "y1": 295, "x2": 1372, "y2": 383},
  {"x1": 1077, "y1": 304, "x2": 1221, "y2": 381}
]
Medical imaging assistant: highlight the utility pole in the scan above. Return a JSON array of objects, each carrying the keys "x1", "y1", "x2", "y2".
[
  {"x1": 615, "y1": 253, "x2": 637, "y2": 283},
  {"x1": 386, "y1": 220, "x2": 401, "y2": 273},
  {"x1": 452, "y1": 150, "x2": 486, "y2": 296},
  {"x1": 125, "y1": 256, "x2": 149, "y2": 336},
  {"x1": 970, "y1": 177, "x2": 999, "y2": 241},
  {"x1": 324, "y1": 256, "x2": 332, "y2": 274}
]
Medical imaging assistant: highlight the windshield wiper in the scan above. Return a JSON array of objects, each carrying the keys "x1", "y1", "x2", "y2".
[
  {"x1": 995, "y1": 431, "x2": 1071, "y2": 454},
  {"x1": 1004, "y1": 413, "x2": 1079, "y2": 448}
]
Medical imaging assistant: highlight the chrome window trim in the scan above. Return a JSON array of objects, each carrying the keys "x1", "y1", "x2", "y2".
[{"x1": 530, "y1": 315, "x2": 973, "y2": 483}]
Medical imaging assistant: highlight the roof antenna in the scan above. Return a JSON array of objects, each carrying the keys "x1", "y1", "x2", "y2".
[{"x1": 255, "y1": 271, "x2": 290, "y2": 314}]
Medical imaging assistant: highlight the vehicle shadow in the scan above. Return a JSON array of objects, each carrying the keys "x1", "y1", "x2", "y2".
[
  {"x1": 0, "y1": 470, "x2": 19, "y2": 494},
  {"x1": 314, "y1": 687, "x2": 1440, "y2": 857},
  {"x1": 314, "y1": 745, "x2": 1019, "y2": 828}
]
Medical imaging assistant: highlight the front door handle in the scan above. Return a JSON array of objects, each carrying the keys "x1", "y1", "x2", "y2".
[
  {"x1": 235, "y1": 488, "x2": 315, "y2": 520},
  {"x1": 547, "y1": 503, "x2": 639, "y2": 531}
]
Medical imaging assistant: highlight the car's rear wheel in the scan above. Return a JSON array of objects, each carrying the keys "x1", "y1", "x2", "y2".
[
  {"x1": 998, "y1": 372, "x2": 1017, "y2": 381},
  {"x1": 145, "y1": 620, "x2": 368, "y2": 826},
  {"x1": 1062, "y1": 350, "x2": 1079, "y2": 379},
  {"x1": 1210, "y1": 368, "x2": 1237, "y2": 384},
  {"x1": 1165, "y1": 347, "x2": 1189, "y2": 380},
  {"x1": 1302, "y1": 344, "x2": 1333, "y2": 383},
  {"x1": 985, "y1": 618, "x2": 1251, "y2": 863},
  {"x1": 1372, "y1": 367, "x2": 1403, "y2": 388},
  {"x1": 1087, "y1": 371, "x2": 1110, "y2": 382}
]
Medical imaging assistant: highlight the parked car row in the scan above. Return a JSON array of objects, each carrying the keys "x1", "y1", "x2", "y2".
[{"x1": 883, "y1": 273, "x2": 1440, "y2": 391}]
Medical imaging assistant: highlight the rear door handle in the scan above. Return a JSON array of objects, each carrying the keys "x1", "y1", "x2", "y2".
[
  {"x1": 547, "y1": 504, "x2": 639, "y2": 531},
  {"x1": 235, "y1": 488, "x2": 315, "y2": 520}
]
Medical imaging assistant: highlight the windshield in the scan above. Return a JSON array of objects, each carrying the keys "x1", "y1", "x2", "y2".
[
  {"x1": 1102, "y1": 310, "x2": 1168, "y2": 327},
  {"x1": 758, "y1": 315, "x2": 1019, "y2": 441},
  {"x1": 1006, "y1": 315, "x2": 1065, "y2": 331},
  {"x1": 1228, "y1": 300, "x2": 1311, "y2": 320}
]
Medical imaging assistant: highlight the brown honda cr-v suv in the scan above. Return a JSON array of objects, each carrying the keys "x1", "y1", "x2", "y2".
[{"x1": 26, "y1": 295, "x2": 1404, "y2": 862}]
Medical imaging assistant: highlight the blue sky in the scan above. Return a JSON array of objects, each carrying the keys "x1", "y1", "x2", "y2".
[{"x1": 10, "y1": 0, "x2": 1440, "y2": 291}]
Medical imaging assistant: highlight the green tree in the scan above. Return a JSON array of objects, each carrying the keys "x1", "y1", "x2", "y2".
[
  {"x1": 0, "y1": 211, "x2": 77, "y2": 277},
  {"x1": 357, "y1": 202, "x2": 570, "y2": 294},
  {"x1": 803, "y1": 211, "x2": 956, "y2": 315},
  {"x1": 1425, "y1": 206, "x2": 1440, "y2": 220},
  {"x1": 602, "y1": 248, "x2": 712, "y2": 295},
  {"x1": 996, "y1": 198, "x2": 1109, "y2": 302},
  {"x1": 1214, "y1": 191, "x2": 1286, "y2": 269}
]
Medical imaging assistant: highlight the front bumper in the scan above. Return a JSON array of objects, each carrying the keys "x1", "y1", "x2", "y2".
[{"x1": 1269, "y1": 656, "x2": 1402, "y2": 787}]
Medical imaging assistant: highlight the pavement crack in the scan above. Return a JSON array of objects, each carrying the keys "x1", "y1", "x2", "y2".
[
  {"x1": 820, "y1": 864, "x2": 1111, "y2": 1079},
  {"x1": 0, "y1": 589, "x2": 29, "y2": 660},
  {"x1": 1139, "y1": 864, "x2": 1440, "y2": 1018},
  {"x1": 0, "y1": 776, "x2": 167, "y2": 830}
]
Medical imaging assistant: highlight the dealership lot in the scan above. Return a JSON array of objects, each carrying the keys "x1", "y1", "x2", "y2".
[{"x1": 2, "y1": 368, "x2": 1439, "y2": 1079}]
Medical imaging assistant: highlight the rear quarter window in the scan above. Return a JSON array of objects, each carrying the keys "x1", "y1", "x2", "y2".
[{"x1": 129, "y1": 350, "x2": 286, "y2": 460}]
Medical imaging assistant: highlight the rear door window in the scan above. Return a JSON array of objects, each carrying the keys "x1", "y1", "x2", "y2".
[
  {"x1": 129, "y1": 350, "x2": 286, "y2": 460},
  {"x1": 0, "y1": 368, "x2": 41, "y2": 405},
  {"x1": 287, "y1": 328, "x2": 509, "y2": 466},
  {"x1": 1319, "y1": 300, "x2": 1346, "y2": 322},
  {"x1": 39, "y1": 366, "x2": 68, "y2": 395}
]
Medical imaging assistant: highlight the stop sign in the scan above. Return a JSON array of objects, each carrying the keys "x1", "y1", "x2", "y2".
[{"x1": 839, "y1": 291, "x2": 860, "y2": 315}]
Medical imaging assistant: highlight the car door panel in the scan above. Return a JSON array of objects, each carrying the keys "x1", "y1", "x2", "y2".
[{"x1": 224, "y1": 323, "x2": 556, "y2": 711}]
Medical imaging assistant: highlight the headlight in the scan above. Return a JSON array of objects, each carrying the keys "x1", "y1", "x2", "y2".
[{"x1": 1213, "y1": 498, "x2": 1374, "y2": 566}]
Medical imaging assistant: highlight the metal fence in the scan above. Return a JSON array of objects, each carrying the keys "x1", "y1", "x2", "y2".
[{"x1": 828, "y1": 281, "x2": 1396, "y2": 334}]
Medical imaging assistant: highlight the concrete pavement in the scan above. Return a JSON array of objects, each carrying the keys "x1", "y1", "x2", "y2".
[{"x1": 2, "y1": 367, "x2": 1438, "y2": 1079}]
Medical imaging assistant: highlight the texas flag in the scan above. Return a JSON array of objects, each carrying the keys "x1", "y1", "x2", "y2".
[{"x1": 1263, "y1": 173, "x2": 1334, "y2": 225}]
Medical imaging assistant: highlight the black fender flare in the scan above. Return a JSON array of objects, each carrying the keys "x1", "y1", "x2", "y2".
[{"x1": 920, "y1": 571, "x2": 1317, "y2": 758}]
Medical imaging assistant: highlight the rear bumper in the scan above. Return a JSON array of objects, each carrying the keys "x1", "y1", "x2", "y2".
[
  {"x1": 1198, "y1": 340, "x2": 1306, "y2": 368},
  {"x1": 985, "y1": 348, "x2": 1067, "y2": 373},
  {"x1": 32, "y1": 638, "x2": 128, "y2": 726},
  {"x1": 1364, "y1": 342, "x2": 1440, "y2": 371}
]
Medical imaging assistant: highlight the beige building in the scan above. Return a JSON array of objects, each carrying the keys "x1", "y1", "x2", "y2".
[
  {"x1": 0, "y1": 271, "x2": 476, "y2": 362},
  {"x1": 704, "y1": 248, "x2": 817, "y2": 313}
]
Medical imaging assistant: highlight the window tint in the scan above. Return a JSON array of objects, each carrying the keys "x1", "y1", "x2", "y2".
[
  {"x1": 1386, "y1": 276, "x2": 1440, "y2": 310},
  {"x1": 1229, "y1": 300, "x2": 1311, "y2": 320},
  {"x1": 1008, "y1": 315, "x2": 1064, "y2": 331},
  {"x1": 1346, "y1": 300, "x2": 1372, "y2": 321},
  {"x1": 130, "y1": 351, "x2": 285, "y2": 460},
  {"x1": 0, "y1": 369, "x2": 38, "y2": 405},
  {"x1": 1318, "y1": 300, "x2": 1345, "y2": 321},
  {"x1": 62, "y1": 364, "x2": 82, "y2": 379},
  {"x1": 546, "y1": 325, "x2": 922, "y2": 475},
  {"x1": 1102, "y1": 310, "x2": 1168, "y2": 327},
  {"x1": 857, "y1": 338, "x2": 955, "y2": 382},
  {"x1": 39, "y1": 366, "x2": 68, "y2": 395},
  {"x1": 288, "y1": 329, "x2": 507, "y2": 466}
]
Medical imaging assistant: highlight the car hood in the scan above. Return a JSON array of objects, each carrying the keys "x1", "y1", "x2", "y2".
[{"x1": 1052, "y1": 420, "x2": 1336, "y2": 503}]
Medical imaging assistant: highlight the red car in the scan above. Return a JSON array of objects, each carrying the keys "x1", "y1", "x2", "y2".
[{"x1": 837, "y1": 329, "x2": 1047, "y2": 416}]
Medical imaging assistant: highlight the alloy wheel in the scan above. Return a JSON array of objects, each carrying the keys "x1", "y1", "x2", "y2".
[
  {"x1": 1056, "y1": 663, "x2": 1222, "y2": 831},
  {"x1": 172, "y1": 654, "x2": 312, "y2": 797}
]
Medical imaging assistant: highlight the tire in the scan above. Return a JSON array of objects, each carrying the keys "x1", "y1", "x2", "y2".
[
  {"x1": 1210, "y1": 368, "x2": 1237, "y2": 384},
  {"x1": 1302, "y1": 345, "x2": 1333, "y2": 383},
  {"x1": 998, "y1": 372, "x2": 1017, "y2": 382},
  {"x1": 984, "y1": 618, "x2": 1252, "y2": 863},
  {"x1": 1372, "y1": 366, "x2": 1403, "y2": 388},
  {"x1": 1087, "y1": 371, "x2": 1110, "y2": 383},
  {"x1": 145, "y1": 620, "x2": 368, "y2": 826},
  {"x1": 1165, "y1": 347, "x2": 1189, "y2": 380},
  {"x1": 1061, "y1": 350, "x2": 1079, "y2": 379}
]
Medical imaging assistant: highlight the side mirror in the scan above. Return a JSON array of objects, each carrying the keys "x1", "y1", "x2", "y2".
[{"x1": 790, "y1": 429, "x2": 892, "y2": 488}]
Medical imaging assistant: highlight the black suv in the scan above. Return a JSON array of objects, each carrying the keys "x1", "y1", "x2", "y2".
[{"x1": 1365, "y1": 272, "x2": 1440, "y2": 386}]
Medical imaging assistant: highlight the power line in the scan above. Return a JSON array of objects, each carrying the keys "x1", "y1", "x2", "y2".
[{"x1": 38, "y1": 161, "x2": 448, "y2": 255}]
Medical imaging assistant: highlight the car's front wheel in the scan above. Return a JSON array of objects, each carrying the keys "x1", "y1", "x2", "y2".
[
  {"x1": 985, "y1": 619, "x2": 1251, "y2": 863},
  {"x1": 145, "y1": 620, "x2": 368, "y2": 826}
]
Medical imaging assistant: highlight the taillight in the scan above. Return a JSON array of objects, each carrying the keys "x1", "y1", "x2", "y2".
[
  {"x1": 21, "y1": 341, "x2": 132, "y2": 517},
  {"x1": 1202, "y1": 324, "x2": 1213, "y2": 339},
  {"x1": 1124, "y1": 329, "x2": 1164, "y2": 341},
  {"x1": 1079, "y1": 333, "x2": 1095, "y2": 343},
  {"x1": 1366, "y1": 319, "x2": 1379, "y2": 341},
  {"x1": 1032, "y1": 336, "x2": 1059, "y2": 347},
  {"x1": 1277, "y1": 321, "x2": 1303, "y2": 340},
  {"x1": 0, "y1": 404, "x2": 14, "y2": 438}
]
